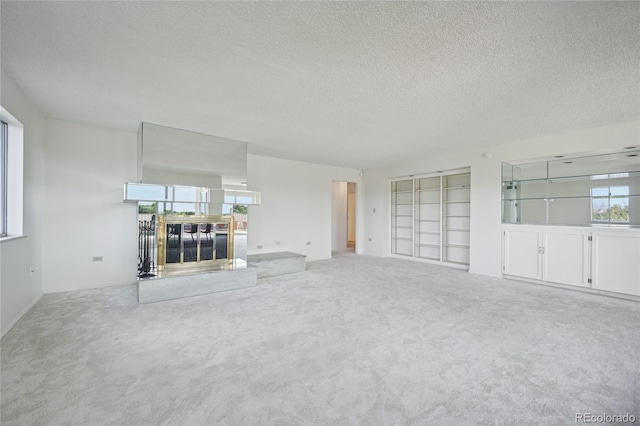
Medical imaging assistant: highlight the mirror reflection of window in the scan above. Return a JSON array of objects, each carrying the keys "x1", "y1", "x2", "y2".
[
  {"x1": 173, "y1": 186, "x2": 197, "y2": 202},
  {"x1": 172, "y1": 202, "x2": 197, "y2": 216},
  {"x1": 591, "y1": 186, "x2": 629, "y2": 223}
]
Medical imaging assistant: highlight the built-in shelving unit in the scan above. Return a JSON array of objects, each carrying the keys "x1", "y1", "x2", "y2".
[
  {"x1": 414, "y1": 176, "x2": 442, "y2": 260},
  {"x1": 501, "y1": 147, "x2": 640, "y2": 298},
  {"x1": 443, "y1": 173, "x2": 471, "y2": 265},
  {"x1": 391, "y1": 169, "x2": 470, "y2": 268},
  {"x1": 502, "y1": 150, "x2": 640, "y2": 227},
  {"x1": 391, "y1": 179, "x2": 414, "y2": 256}
]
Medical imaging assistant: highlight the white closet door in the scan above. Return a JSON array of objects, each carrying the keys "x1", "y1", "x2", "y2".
[
  {"x1": 542, "y1": 229, "x2": 590, "y2": 287},
  {"x1": 503, "y1": 228, "x2": 541, "y2": 279},
  {"x1": 591, "y1": 231, "x2": 640, "y2": 296}
]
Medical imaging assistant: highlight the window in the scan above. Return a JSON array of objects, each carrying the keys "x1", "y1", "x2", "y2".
[
  {"x1": 591, "y1": 186, "x2": 630, "y2": 223},
  {"x1": 0, "y1": 106, "x2": 25, "y2": 239},
  {"x1": 0, "y1": 120, "x2": 7, "y2": 236}
]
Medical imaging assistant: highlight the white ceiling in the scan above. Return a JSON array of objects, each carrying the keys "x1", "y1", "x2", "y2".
[{"x1": 1, "y1": 1, "x2": 639, "y2": 170}]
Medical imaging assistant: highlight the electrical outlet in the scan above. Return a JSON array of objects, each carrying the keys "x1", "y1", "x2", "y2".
[
  {"x1": 306, "y1": 241, "x2": 311, "y2": 245},
  {"x1": 92, "y1": 256, "x2": 103, "y2": 262},
  {"x1": 30, "y1": 266, "x2": 35, "y2": 276},
  {"x1": 257, "y1": 245, "x2": 263, "y2": 249},
  {"x1": 368, "y1": 238, "x2": 372, "y2": 241}
]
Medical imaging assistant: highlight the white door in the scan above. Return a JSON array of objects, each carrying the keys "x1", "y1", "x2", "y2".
[
  {"x1": 503, "y1": 228, "x2": 541, "y2": 279},
  {"x1": 592, "y1": 231, "x2": 640, "y2": 296},
  {"x1": 542, "y1": 229, "x2": 590, "y2": 287}
]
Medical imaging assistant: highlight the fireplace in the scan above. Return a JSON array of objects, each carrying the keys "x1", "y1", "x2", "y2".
[{"x1": 157, "y1": 215, "x2": 235, "y2": 275}]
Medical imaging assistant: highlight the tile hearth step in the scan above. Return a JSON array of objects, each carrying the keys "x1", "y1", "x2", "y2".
[{"x1": 247, "y1": 251, "x2": 306, "y2": 278}]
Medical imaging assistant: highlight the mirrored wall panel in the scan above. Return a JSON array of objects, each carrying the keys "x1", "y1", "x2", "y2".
[
  {"x1": 502, "y1": 149, "x2": 640, "y2": 226},
  {"x1": 139, "y1": 122, "x2": 247, "y2": 188}
]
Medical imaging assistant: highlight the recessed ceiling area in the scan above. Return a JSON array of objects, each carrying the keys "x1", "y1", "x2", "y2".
[{"x1": 1, "y1": 1, "x2": 639, "y2": 170}]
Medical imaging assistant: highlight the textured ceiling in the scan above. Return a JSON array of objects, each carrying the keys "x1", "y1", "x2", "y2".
[{"x1": 1, "y1": 1, "x2": 639, "y2": 170}]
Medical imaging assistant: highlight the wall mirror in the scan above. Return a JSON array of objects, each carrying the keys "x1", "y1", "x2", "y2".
[{"x1": 139, "y1": 122, "x2": 247, "y2": 189}]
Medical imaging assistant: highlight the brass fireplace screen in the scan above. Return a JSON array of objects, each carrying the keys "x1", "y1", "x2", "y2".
[{"x1": 157, "y1": 215, "x2": 234, "y2": 273}]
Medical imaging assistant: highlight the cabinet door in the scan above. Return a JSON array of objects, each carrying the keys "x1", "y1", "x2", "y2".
[
  {"x1": 503, "y1": 228, "x2": 541, "y2": 279},
  {"x1": 542, "y1": 230, "x2": 590, "y2": 287},
  {"x1": 592, "y1": 231, "x2": 640, "y2": 296}
]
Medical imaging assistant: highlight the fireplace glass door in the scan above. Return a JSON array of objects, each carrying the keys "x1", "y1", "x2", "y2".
[{"x1": 158, "y1": 216, "x2": 234, "y2": 273}]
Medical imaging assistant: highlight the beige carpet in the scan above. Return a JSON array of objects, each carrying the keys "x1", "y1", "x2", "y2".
[{"x1": 2, "y1": 253, "x2": 638, "y2": 425}]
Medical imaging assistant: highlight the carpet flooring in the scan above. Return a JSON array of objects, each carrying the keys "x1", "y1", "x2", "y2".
[{"x1": 1, "y1": 253, "x2": 638, "y2": 425}]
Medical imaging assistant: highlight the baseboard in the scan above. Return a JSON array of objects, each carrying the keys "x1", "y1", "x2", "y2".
[
  {"x1": 1, "y1": 293, "x2": 42, "y2": 338},
  {"x1": 387, "y1": 253, "x2": 469, "y2": 271},
  {"x1": 43, "y1": 279, "x2": 137, "y2": 294},
  {"x1": 502, "y1": 274, "x2": 640, "y2": 302}
]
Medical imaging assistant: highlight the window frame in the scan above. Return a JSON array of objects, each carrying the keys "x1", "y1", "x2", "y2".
[
  {"x1": 0, "y1": 120, "x2": 7, "y2": 237},
  {"x1": 0, "y1": 106, "x2": 25, "y2": 241}
]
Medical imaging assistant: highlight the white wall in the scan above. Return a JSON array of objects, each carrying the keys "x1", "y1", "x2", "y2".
[
  {"x1": 0, "y1": 68, "x2": 45, "y2": 336},
  {"x1": 362, "y1": 120, "x2": 640, "y2": 277},
  {"x1": 42, "y1": 120, "x2": 138, "y2": 293},
  {"x1": 247, "y1": 155, "x2": 362, "y2": 261}
]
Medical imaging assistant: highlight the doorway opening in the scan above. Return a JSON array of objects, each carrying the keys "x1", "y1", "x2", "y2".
[{"x1": 332, "y1": 181, "x2": 356, "y2": 254}]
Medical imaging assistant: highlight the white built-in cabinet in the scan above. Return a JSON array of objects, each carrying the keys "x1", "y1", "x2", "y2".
[
  {"x1": 391, "y1": 170, "x2": 471, "y2": 268},
  {"x1": 503, "y1": 225, "x2": 640, "y2": 296},
  {"x1": 503, "y1": 226, "x2": 590, "y2": 287},
  {"x1": 591, "y1": 230, "x2": 640, "y2": 296},
  {"x1": 501, "y1": 148, "x2": 640, "y2": 297}
]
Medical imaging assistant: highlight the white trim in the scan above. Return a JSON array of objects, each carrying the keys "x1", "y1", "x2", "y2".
[
  {"x1": 43, "y1": 280, "x2": 138, "y2": 295},
  {"x1": 387, "y1": 253, "x2": 469, "y2": 271},
  {"x1": 0, "y1": 234, "x2": 27, "y2": 243},
  {"x1": 502, "y1": 274, "x2": 640, "y2": 302}
]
